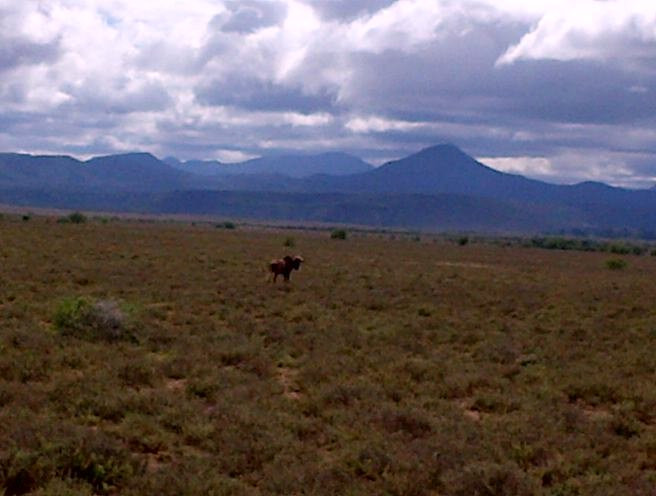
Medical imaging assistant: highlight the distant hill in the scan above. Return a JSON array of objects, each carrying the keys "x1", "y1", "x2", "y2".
[
  {"x1": 300, "y1": 144, "x2": 656, "y2": 226},
  {"x1": 302, "y1": 144, "x2": 605, "y2": 203},
  {"x1": 84, "y1": 153, "x2": 200, "y2": 191},
  {"x1": 0, "y1": 152, "x2": 206, "y2": 192},
  {"x1": 0, "y1": 153, "x2": 92, "y2": 190},
  {"x1": 162, "y1": 157, "x2": 225, "y2": 177},
  {"x1": 2, "y1": 144, "x2": 656, "y2": 235},
  {"x1": 304, "y1": 144, "x2": 531, "y2": 195},
  {"x1": 165, "y1": 152, "x2": 373, "y2": 178}
]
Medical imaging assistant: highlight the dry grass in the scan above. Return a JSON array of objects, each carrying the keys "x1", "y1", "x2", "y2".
[{"x1": 1, "y1": 214, "x2": 656, "y2": 494}]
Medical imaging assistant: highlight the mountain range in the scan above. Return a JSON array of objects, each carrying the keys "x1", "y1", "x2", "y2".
[
  {"x1": 163, "y1": 152, "x2": 372, "y2": 178},
  {"x1": 1, "y1": 144, "x2": 655, "y2": 236}
]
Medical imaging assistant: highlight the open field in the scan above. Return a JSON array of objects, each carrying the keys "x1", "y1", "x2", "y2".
[{"x1": 1, "y1": 215, "x2": 656, "y2": 494}]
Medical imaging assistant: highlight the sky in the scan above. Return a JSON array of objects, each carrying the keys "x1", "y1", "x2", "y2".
[{"x1": 2, "y1": 0, "x2": 656, "y2": 187}]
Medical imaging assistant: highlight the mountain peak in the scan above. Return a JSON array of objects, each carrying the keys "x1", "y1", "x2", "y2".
[
  {"x1": 419, "y1": 143, "x2": 462, "y2": 152},
  {"x1": 105, "y1": 152, "x2": 159, "y2": 161},
  {"x1": 414, "y1": 143, "x2": 471, "y2": 160},
  {"x1": 377, "y1": 143, "x2": 484, "y2": 175}
]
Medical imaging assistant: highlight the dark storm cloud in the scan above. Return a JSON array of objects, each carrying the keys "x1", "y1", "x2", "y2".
[
  {"x1": 490, "y1": 60, "x2": 656, "y2": 126},
  {"x1": 195, "y1": 76, "x2": 337, "y2": 113},
  {"x1": 337, "y1": 20, "x2": 656, "y2": 127}
]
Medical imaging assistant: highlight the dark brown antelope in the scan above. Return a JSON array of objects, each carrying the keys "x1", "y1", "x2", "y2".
[{"x1": 269, "y1": 255, "x2": 304, "y2": 282}]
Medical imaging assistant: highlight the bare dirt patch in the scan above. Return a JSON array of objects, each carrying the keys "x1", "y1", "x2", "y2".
[
  {"x1": 456, "y1": 400, "x2": 481, "y2": 422},
  {"x1": 277, "y1": 366, "x2": 301, "y2": 400},
  {"x1": 165, "y1": 378, "x2": 187, "y2": 392}
]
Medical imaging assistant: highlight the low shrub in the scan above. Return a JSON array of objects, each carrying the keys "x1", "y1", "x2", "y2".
[
  {"x1": 609, "y1": 244, "x2": 631, "y2": 255},
  {"x1": 606, "y1": 258, "x2": 628, "y2": 270},
  {"x1": 118, "y1": 359, "x2": 156, "y2": 388},
  {"x1": 68, "y1": 212, "x2": 87, "y2": 224},
  {"x1": 53, "y1": 297, "x2": 137, "y2": 342},
  {"x1": 0, "y1": 422, "x2": 143, "y2": 494},
  {"x1": 331, "y1": 229, "x2": 347, "y2": 240},
  {"x1": 283, "y1": 237, "x2": 295, "y2": 248},
  {"x1": 379, "y1": 408, "x2": 432, "y2": 438},
  {"x1": 442, "y1": 461, "x2": 538, "y2": 495},
  {"x1": 217, "y1": 221, "x2": 236, "y2": 229},
  {"x1": 125, "y1": 458, "x2": 248, "y2": 495},
  {"x1": 528, "y1": 236, "x2": 648, "y2": 255}
]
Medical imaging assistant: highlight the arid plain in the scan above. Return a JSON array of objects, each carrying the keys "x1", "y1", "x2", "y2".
[{"x1": 1, "y1": 214, "x2": 656, "y2": 495}]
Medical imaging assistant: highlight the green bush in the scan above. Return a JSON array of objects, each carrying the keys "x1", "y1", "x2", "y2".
[
  {"x1": 331, "y1": 229, "x2": 347, "y2": 240},
  {"x1": 458, "y1": 236, "x2": 469, "y2": 246},
  {"x1": 217, "y1": 221, "x2": 236, "y2": 229},
  {"x1": 53, "y1": 297, "x2": 137, "y2": 342},
  {"x1": 609, "y1": 244, "x2": 631, "y2": 255},
  {"x1": 606, "y1": 258, "x2": 628, "y2": 271},
  {"x1": 68, "y1": 212, "x2": 87, "y2": 224},
  {"x1": 527, "y1": 236, "x2": 649, "y2": 255},
  {"x1": 283, "y1": 237, "x2": 295, "y2": 248},
  {"x1": 53, "y1": 297, "x2": 91, "y2": 330}
]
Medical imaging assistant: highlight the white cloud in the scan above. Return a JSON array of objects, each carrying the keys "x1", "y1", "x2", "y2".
[
  {"x1": 479, "y1": 156, "x2": 556, "y2": 177},
  {"x1": 497, "y1": 1, "x2": 656, "y2": 65},
  {"x1": 480, "y1": 150, "x2": 656, "y2": 188},
  {"x1": 213, "y1": 149, "x2": 259, "y2": 163},
  {"x1": 346, "y1": 116, "x2": 431, "y2": 133},
  {"x1": 345, "y1": 0, "x2": 446, "y2": 53}
]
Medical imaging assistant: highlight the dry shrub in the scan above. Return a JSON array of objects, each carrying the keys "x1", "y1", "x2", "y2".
[
  {"x1": 0, "y1": 418, "x2": 143, "y2": 495},
  {"x1": 53, "y1": 297, "x2": 137, "y2": 342},
  {"x1": 606, "y1": 258, "x2": 627, "y2": 270},
  {"x1": 379, "y1": 408, "x2": 433, "y2": 438},
  {"x1": 124, "y1": 457, "x2": 249, "y2": 496},
  {"x1": 345, "y1": 444, "x2": 392, "y2": 481},
  {"x1": 441, "y1": 462, "x2": 538, "y2": 496},
  {"x1": 117, "y1": 359, "x2": 156, "y2": 389},
  {"x1": 0, "y1": 328, "x2": 53, "y2": 383}
]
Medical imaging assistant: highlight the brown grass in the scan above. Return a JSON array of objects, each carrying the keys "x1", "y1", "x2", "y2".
[{"x1": 1, "y1": 213, "x2": 656, "y2": 494}]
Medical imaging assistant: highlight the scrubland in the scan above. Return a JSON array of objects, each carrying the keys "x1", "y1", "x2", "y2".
[{"x1": 1, "y1": 215, "x2": 656, "y2": 495}]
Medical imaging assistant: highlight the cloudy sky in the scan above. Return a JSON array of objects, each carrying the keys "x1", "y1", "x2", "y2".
[{"x1": 2, "y1": 0, "x2": 656, "y2": 187}]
